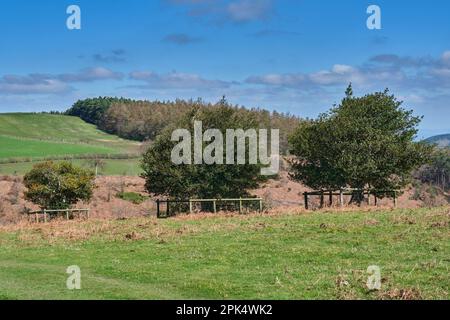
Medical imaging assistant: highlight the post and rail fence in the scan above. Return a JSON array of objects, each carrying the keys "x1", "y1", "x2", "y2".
[
  {"x1": 28, "y1": 208, "x2": 90, "y2": 223},
  {"x1": 26, "y1": 189, "x2": 399, "y2": 222},
  {"x1": 156, "y1": 198, "x2": 263, "y2": 219},
  {"x1": 303, "y1": 189, "x2": 399, "y2": 210}
]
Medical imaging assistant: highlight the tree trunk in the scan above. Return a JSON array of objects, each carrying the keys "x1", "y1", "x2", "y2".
[{"x1": 349, "y1": 190, "x2": 364, "y2": 206}]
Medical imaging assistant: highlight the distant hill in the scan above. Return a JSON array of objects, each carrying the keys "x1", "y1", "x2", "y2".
[
  {"x1": 0, "y1": 113, "x2": 140, "y2": 160},
  {"x1": 425, "y1": 134, "x2": 450, "y2": 148}
]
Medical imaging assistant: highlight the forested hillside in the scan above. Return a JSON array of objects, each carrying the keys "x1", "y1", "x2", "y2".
[{"x1": 66, "y1": 97, "x2": 301, "y2": 154}]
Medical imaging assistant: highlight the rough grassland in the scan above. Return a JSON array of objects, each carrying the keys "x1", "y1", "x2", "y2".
[{"x1": 0, "y1": 207, "x2": 448, "y2": 300}]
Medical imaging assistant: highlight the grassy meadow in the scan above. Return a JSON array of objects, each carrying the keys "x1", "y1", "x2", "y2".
[
  {"x1": 0, "y1": 159, "x2": 142, "y2": 176},
  {"x1": 0, "y1": 113, "x2": 138, "y2": 150},
  {"x1": 0, "y1": 207, "x2": 448, "y2": 300},
  {"x1": 0, "y1": 135, "x2": 116, "y2": 159},
  {"x1": 0, "y1": 113, "x2": 142, "y2": 175}
]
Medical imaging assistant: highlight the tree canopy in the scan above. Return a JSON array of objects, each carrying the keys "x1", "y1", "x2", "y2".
[
  {"x1": 141, "y1": 102, "x2": 269, "y2": 199},
  {"x1": 24, "y1": 161, "x2": 95, "y2": 210},
  {"x1": 289, "y1": 85, "x2": 433, "y2": 192}
]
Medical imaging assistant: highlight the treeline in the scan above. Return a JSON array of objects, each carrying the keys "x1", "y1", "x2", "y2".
[
  {"x1": 66, "y1": 97, "x2": 301, "y2": 154},
  {"x1": 415, "y1": 148, "x2": 450, "y2": 191}
]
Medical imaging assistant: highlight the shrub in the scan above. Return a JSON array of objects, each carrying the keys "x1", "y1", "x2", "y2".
[
  {"x1": 23, "y1": 161, "x2": 95, "y2": 210},
  {"x1": 116, "y1": 192, "x2": 147, "y2": 205}
]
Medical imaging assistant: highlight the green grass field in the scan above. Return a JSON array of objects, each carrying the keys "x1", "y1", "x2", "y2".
[
  {"x1": 0, "y1": 113, "x2": 139, "y2": 151},
  {"x1": 0, "y1": 159, "x2": 142, "y2": 176},
  {"x1": 0, "y1": 207, "x2": 448, "y2": 300},
  {"x1": 0, "y1": 135, "x2": 117, "y2": 159},
  {"x1": 0, "y1": 113, "x2": 142, "y2": 175}
]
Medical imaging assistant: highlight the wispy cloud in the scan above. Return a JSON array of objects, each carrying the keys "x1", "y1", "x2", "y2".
[
  {"x1": 368, "y1": 54, "x2": 435, "y2": 68},
  {"x1": 226, "y1": 0, "x2": 273, "y2": 22},
  {"x1": 129, "y1": 70, "x2": 234, "y2": 89},
  {"x1": 0, "y1": 67, "x2": 124, "y2": 95},
  {"x1": 246, "y1": 64, "x2": 368, "y2": 88},
  {"x1": 246, "y1": 51, "x2": 450, "y2": 91},
  {"x1": 370, "y1": 35, "x2": 389, "y2": 45},
  {"x1": 0, "y1": 74, "x2": 70, "y2": 95},
  {"x1": 166, "y1": 0, "x2": 274, "y2": 23},
  {"x1": 59, "y1": 67, "x2": 124, "y2": 83},
  {"x1": 250, "y1": 29, "x2": 301, "y2": 38},
  {"x1": 92, "y1": 49, "x2": 127, "y2": 63},
  {"x1": 163, "y1": 33, "x2": 203, "y2": 45}
]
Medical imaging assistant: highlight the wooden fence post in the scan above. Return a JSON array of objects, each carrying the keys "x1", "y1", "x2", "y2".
[
  {"x1": 189, "y1": 200, "x2": 193, "y2": 214},
  {"x1": 156, "y1": 199, "x2": 160, "y2": 218},
  {"x1": 339, "y1": 190, "x2": 344, "y2": 208},
  {"x1": 304, "y1": 192, "x2": 309, "y2": 210},
  {"x1": 367, "y1": 191, "x2": 371, "y2": 206},
  {"x1": 43, "y1": 209, "x2": 47, "y2": 223},
  {"x1": 329, "y1": 191, "x2": 333, "y2": 207},
  {"x1": 320, "y1": 192, "x2": 324, "y2": 209},
  {"x1": 213, "y1": 200, "x2": 217, "y2": 213},
  {"x1": 239, "y1": 198, "x2": 243, "y2": 214},
  {"x1": 259, "y1": 199, "x2": 263, "y2": 213}
]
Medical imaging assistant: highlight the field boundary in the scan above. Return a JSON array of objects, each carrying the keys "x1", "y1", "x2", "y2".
[
  {"x1": 0, "y1": 153, "x2": 141, "y2": 165},
  {"x1": 0, "y1": 133, "x2": 134, "y2": 146}
]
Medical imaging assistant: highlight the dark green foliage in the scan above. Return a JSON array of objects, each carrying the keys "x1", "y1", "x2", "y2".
[
  {"x1": 116, "y1": 192, "x2": 147, "y2": 205},
  {"x1": 23, "y1": 161, "x2": 95, "y2": 210},
  {"x1": 66, "y1": 97, "x2": 134, "y2": 125},
  {"x1": 141, "y1": 102, "x2": 267, "y2": 199},
  {"x1": 289, "y1": 85, "x2": 433, "y2": 191}
]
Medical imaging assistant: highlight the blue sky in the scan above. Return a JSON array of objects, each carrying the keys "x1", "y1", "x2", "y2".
[{"x1": 0, "y1": 0, "x2": 449, "y2": 138}]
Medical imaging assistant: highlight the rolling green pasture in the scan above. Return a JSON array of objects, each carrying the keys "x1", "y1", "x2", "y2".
[
  {"x1": 0, "y1": 113, "x2": 142, "y2": 175},
  {"x1": 0, "y1": 135, "x2": 116, "y2": 159},
  {"x1": 0, "y1": 207, "x2": 448, "y2": 300},
  {"x1": 0, "y1": 113, "x2": 138, "y2": 151}
]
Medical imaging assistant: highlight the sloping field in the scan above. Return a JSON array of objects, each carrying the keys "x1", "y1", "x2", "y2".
[
  {"x1": 0, "y1": 135, "x2": 116, "y2": 159},
  {"x1": 0, "y1": 113, "x2": 140, "y2": 157},
  {"x1": 0, "y1": 207, "x2": 448, "y2": 300},
  {"x1": 0, "y1": 114, "x2": 142, "y2": 174}
]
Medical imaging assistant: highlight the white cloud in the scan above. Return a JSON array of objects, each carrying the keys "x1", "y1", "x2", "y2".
[
  {"x1": 226, "y1": 0, "x2": 273, "y2": 22},
  {"x1": 129, "y1": 70, "x2": 233, "y2": 89},
  {"x1": 59, "y1": 67, "x2": 124, "y2": 82},
  {"x1": 166, "y1": 0, "x2": 274, "y2": 23},
  {"x1": 442, "y1": 51, "x2": 450, "y2": 64},
  {"x1": 0, "y1": 67, "x2": 124, "y2": 95},
  {"x1": 246, "y1": 50, "x2": 450, "y2": 90},
  {"x1": 0, "y1": 75, "x2": 70, "y2": 95},
  {"x1": 247, "y1": 64, "x2": 366, "y2": 87}
]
